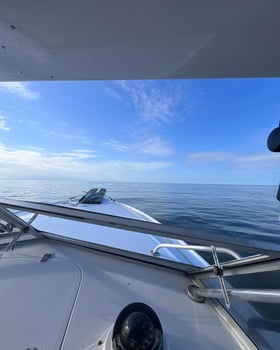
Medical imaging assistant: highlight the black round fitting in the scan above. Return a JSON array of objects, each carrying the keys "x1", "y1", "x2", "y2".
[{"x1": 112, "y1": 303, "x2": 163, "y2": 350}]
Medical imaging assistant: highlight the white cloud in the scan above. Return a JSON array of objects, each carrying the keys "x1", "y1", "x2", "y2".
[
  {"x1": 104, "y1": 139, "x2": 128, "y2": 152},
  {"x1": 120, "y1": 161, "x2": 171, "y2": 171},
  {"x1": 0, "y1": 145, "x2": 97, "y2": 167},
  {"x1": 104, "y1": 86, "x2": 121, "y2": 100},
  {"x1": 115, "y1": 81, "x2": 181, "y2": 124},
  {"x1": 0, "y1": 144, "x2": 172, "y2": 180},
  {"x1": 187, "y1": 152, "x2": 233, "y2": 163},
  {"x1": 0, "y1": 82, "x2": 39, "y2": 100},
  {"x1": 105, "y1": 81, "x2": 187, "y2": 157},
  {"x1": 0, "y1": 115, "x2": 10, "y2": 131},
  {"x1": 45, "y1": 130, "x2": 92, "y2": 145},
  {"x1": 104, "y1": 137, "x2": 174, "y2": 157},
  {"x1": 139, "y1": 137, "x2": 174, "y2": 156},
  {"x1": 56, "y1": 150, "x2": 98, "y2": 160},
  {"x1": 234, "y1": 154, "x2": 280, "y2": 169},
  {"x1": 187, "y1": 151, "x2": 280, "y2": 169}
]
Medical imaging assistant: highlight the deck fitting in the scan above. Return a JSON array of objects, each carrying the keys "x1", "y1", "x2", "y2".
[{"x1": 186, "y1": 285, "x2": 206, "y2": 303}]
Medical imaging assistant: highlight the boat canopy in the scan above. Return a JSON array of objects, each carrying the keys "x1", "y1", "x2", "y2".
[{"x1": 0, "y1": 0, "x2": 280, "y2": 82}]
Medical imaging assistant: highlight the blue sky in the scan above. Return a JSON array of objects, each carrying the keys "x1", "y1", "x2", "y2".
[{"x1": 0, "y1": 78, "x2": 279, "y2": 184}]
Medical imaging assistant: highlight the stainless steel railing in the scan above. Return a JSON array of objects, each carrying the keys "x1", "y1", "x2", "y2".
[
  {"x1": 187, "y1": 285, "x2": 280, "y2": 304},
  {"x1": 151, "y1": 243, "x2": 241, "y2": 260}
]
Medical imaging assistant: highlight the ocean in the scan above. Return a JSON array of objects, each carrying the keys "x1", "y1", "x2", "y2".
[{"x1": 1, "y1": 180, "x2": 279, "y2": 242}]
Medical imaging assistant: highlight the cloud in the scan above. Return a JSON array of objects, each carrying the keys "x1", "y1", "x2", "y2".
[
  {"x1": 187, "y1": 152, "x2": 233, "y2": 163},
  {"x1": 0, "y1": 145, "x2": 97, "y2": 166},
  {"x1": 138, "y1": 137, "x2": 174, "y2": 156},
  {"x1": 233, "y1": 154, "x2": 280, "y2": 169},
  {"x1": 56, "y1": 150, "x2": 98, "y2": 160},
  {"x1": 115, "y1": 80, "x2": 182, "y2": 124},
  {"x1": 0, "y1": 82, "x2": 39, "y2": 100},
  {"x1": 104, "y1": 86, "x2": 121, "y2": 100},
  {"x1": 121, "y1": 161, "x2": 171, "y2": 171},
  {"x1": 104, "y1": 137, "x2": 174, "y2": 157},
  {"x1": 0, "y1": 144, "x2": 172, "y2": 180},
  {"x1": 45, "y1": 130, "x2": 92, "y2": 145},
  {"x1": 104, "y1": 139, "x2": 128, "y2": 152},
  {"x1": 0, "y1": 115, "x2": 10, "y2": 131},
  {"x1": 187, "y1": 151, "x2": 280, "y2": 169},
  {"x1": 104, "y1": 81, "x2": 188, "y2": 157}
]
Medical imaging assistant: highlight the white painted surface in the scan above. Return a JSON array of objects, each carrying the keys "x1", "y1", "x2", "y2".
[
  {"x1": 0, "y1": 239, "x2": 253, "y2": 349},
  {"x1": 0, "y1": 256, "x2": 81, "y2": 349}
]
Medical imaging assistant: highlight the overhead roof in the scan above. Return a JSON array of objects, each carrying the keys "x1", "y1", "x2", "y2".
[{"x1": 1, "y1": 0, "x2": 280, "y2": 81}]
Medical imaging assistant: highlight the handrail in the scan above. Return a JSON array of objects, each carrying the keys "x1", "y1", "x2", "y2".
[
  {"x1": 3, "y1": 213, "x2": 38, "y2": 253},
  {"x1": 0, "y1": 207, "x2": 39, "y2": 238},
  {"x1": 190, "y1": 256, "x2": 279, "y2": 278},
  {"x1": 151, "y1": 243, "x2": 241, "y2": 260},
  {"x1": 187, "y1": 285, "x2": 280, "y2": 304}
]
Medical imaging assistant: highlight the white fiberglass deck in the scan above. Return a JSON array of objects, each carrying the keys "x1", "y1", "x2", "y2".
[{"x1": 0, "y1": 238, "x2": 254, "y2": 350}]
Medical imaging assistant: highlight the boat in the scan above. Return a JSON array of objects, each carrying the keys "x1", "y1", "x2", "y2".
[
  {"x1": 0, "y1": 1, "x2": 280, "y2": 349},
  {"x1": 0, "y1": 187, "x2": 279, "y2": 349}
]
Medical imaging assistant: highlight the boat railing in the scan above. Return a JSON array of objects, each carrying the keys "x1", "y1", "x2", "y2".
[
  {"x1": 0, "y1": 206, "x2": 39, "y2": 239},
  {"x1": 187, "y1": 285, "x2": 280, "y2": 305},
  {"x1": 151, "y1": 243, "x2": 241, "y2": 260}
]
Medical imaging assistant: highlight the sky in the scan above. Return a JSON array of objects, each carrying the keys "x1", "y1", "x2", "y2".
[{"x1": 0, "y1": 78, "x2": 280, "y2": 184}]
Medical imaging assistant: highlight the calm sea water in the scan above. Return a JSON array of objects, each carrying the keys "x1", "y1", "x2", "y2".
[{"x1": 0, "y1": 180, "x2": 279, "y2": 242}]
